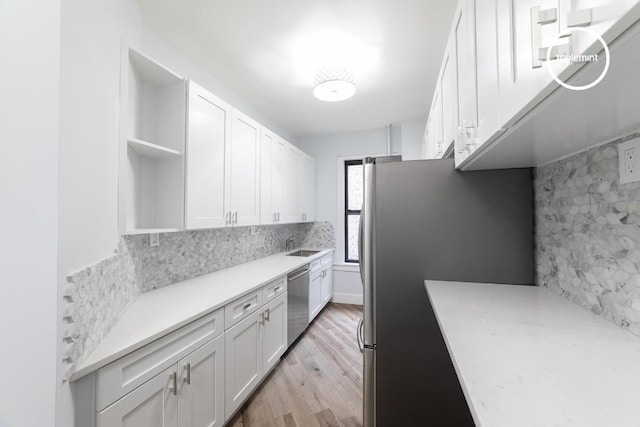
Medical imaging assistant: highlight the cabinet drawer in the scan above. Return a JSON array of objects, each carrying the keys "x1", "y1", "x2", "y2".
[
  {"x1": 97, "y1": 309, "x2": 224, "y2": 411},
  {"x1": 310, "y1": 259, "x2": 322, "y2": 272},
  {"x1": 321, "y1": 254, "x2": 332, "y2": 267},
  {"x1": 224, "y1": 289, "x2": 263, "y2": 330},
  {"x1": 262, "y1": 276, "x2": 286, "y2": 304}
]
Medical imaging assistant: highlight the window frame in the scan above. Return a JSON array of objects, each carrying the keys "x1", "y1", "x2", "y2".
[{"x1": 344, "y1": 159, "x2": 363, "y2": 263}]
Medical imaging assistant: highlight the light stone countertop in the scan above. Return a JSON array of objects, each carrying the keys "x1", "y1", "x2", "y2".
[
  {"x1": 70, "y1": 248, "x2": 333, "y2": 381},
  {"x1": 425, "y1": 280, "x2": 640, "y2": 427}
]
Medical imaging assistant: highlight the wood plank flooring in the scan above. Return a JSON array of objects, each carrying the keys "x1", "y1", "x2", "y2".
[{"x1": 228, "y1": 303, "x2": 364, "y2": 427}]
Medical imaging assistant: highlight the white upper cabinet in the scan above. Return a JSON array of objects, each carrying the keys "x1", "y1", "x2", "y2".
[
  {"x1": 118, "y1": 48, "x2": 186, "y2": 235},
  {"x1": 228, "y1": 109, "x2": 261, "y2": 226},
  {"x1": 185, "y1": 81, "x2": 231, "y2": 229},
  {"x1": 260, "y1": 129, "x2": 286, "y2": 225},
  {"x1": 496, "y1": 0, "x2": 569, "y2": 129},
  {"x1": 120, "y1": 49, "x2": 316, "y2": 233},
  {"x1": 452, "y1": 0, "x2": 478, "y2": 167},
  {"x1": 298, "y1": 153, "x2": 315, "y2": 222},
  {"x1": 427, "y1": 0, "x2": 640, "y2": 170},
  {"x1": 440, "y1": 37, "x2": 457, "y2": 158},
  {"x1": 282, "y1": 144, "x2": 301, "y2": 224}
]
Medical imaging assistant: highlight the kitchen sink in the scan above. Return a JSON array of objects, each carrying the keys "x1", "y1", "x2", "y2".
[{"x1": 287, "y1": 250, "x2": 321, "y2": 257}]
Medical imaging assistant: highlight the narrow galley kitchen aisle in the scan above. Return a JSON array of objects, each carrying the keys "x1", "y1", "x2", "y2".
[{"x1": 228, "y1": 304, "x2": 364, "y2": 427}]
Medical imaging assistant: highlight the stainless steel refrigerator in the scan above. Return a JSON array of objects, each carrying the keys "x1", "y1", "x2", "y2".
[{"x1": 357, "y1": 157, "x2": 534, "y2": 427}]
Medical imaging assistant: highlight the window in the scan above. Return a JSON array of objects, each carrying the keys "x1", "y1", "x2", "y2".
[{"x1": 344, "y1": 159, "x2": 363, "y2": 263}]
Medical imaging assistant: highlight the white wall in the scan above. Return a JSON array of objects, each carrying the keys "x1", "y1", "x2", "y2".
[
  {"x1": 298, "y1": 127, "x2": 389, "y2": 303},
  {"x1": 401, "y1": 118, "x2": 427, "y2": 160},
  {"x1": 0, "y1": 1, "x2": 60, "y2": 426}
]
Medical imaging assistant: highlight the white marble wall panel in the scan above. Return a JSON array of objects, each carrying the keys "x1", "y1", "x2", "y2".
[{"x1": 535, "y1": 142, "x2": 640, "y2": 336}]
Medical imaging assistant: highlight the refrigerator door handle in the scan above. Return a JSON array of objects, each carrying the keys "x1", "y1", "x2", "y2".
[
  {"x1": 358, "y1": 208, "x2": 365, "y2": 284},
  {"x1": 357, "y1": 316, "x2": 364, "y2": 353}
]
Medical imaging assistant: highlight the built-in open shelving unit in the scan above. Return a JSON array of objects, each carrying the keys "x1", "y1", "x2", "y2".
[{"x1": 118, "y1": 48, "x2": 187, "y2": 235}]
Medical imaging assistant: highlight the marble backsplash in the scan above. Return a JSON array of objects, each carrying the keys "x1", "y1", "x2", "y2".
[
  {"x1": 63, "y1": 221, "x2": 335, "y2": 375},
  {"x1": 535, "y1": 141, "x2": 640, "y2": 336},
  {"x1": 126, "y1": 221, "x2": 336, "y2": 292}
]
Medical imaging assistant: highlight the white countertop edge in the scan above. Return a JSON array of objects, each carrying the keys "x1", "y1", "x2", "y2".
[{"x1": 70, "y1": 248, "x2": 333, "y2": 381}]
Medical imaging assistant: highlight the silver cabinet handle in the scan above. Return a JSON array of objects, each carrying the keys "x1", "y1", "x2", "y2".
[
  {"x1": 265, "y1": 308, "x2": 270, "y2": 322},
  {"x1": 233, "y1": 211, "x2": 238, "y2": 225},
  {"x1": 185, "y1": 363, "x2": 191, "y2": 385},
  {"x1": 259, "y1": 312, "x2": 264, "y2": 325},
  {"x1": 170, "y1": 371, "x2": 178, "y2": 395},
  {"x1": 274, "y1": 286, "x2": 281, "y2": 292},
  {"x1": 531, "y1": 6, "x2": 558, "y2": 68},
  {"x1": 273, "y1": 212, "x2": 276, "y2": 223},
  {"x1": 277, "y1": 212, "x2": 280, "y2": 222},
  {"x1": 243, "y1": 302, "x2": 252, "y2": 311},
  {"x1": 226, "y1": 212, "x2": 231, "y2": 226}
]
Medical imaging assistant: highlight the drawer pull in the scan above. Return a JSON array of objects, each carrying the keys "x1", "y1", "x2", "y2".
[
  {"x1": 243, "y1": 303, "x2": 252, "y2": 311},
  {"x1": 185, "y1": 363, "x2": 191, "y2": 385},
  {"x1": 274, "y1": 286, "x2": 281, "y2": 292},
  {"x1": 265, "y1": 308, "x2": 270, "y2": 322}
]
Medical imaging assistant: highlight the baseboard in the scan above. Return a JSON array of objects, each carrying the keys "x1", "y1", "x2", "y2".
[{"x1": 331, "y1": 293, "x2": 363, "y2": 305}]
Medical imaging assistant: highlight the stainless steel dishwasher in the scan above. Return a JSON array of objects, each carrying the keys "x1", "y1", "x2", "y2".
[{"x1": 287, "y1": 264, "x2": 310, "y2": 347}]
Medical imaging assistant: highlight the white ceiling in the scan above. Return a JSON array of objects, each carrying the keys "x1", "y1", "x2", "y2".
[{"x1": 137, "y1": 0, "x2": 456, "y2": 139}]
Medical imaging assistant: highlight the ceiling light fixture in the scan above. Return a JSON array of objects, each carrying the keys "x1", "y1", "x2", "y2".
[{"x1": 313, "y1": 67, "x2": 356, "y2": 102}]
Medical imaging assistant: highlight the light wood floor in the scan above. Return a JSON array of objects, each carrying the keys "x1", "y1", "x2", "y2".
[{"x1": 228, "y1": 303, "x2": 364, "y2": 427}]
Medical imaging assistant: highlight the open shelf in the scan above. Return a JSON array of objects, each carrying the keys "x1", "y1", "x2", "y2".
[
  {"x1": 127, "y1": 138, "x2": 182, "y2": 159},
  {"x1": 118, "y1": 47, "x2": 187, "y2": 235}
]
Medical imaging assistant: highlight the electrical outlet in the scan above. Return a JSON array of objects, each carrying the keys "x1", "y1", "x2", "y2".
[
  {"x1": 619, "y1": 138, "x2": 640, "y2": 184},
  {"x1": 149, "y1": 233, "x2": 160, "y2": 248},
  {"x1": 624, "y1": 148, "x2": 635, "y2": 174}
]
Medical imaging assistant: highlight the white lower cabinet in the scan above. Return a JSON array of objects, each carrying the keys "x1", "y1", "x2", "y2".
[
  {"x1": 225, "y1": 291, "x2": 288, "y2": 419},
  {"x1": 98, "y1": 365, "x2": 178, "y2": 427},
  {"x1": 87, "y1": 276, "x2": 293, "y2": 427},
  {"x1": 309, "y1": 267, "x2": 323, "y2": 322},
  {"x1": 178, "y1": 337, "x2": 225, "y2": 427},
  {"x1": 262, "y1": 293, "x2": 288, "y2": 373},
  {"x1": 98, "y1": 333, "x2": 225, "y2": 427},
  {"x1": 310, "y1": 255, "x2": 334, "y2": 322},
  {"x1": 224, "y1": 310, "x2": 262, "y2": 417}
]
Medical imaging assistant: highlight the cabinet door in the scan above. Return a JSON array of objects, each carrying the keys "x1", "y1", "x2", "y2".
[
  {"x1": 225, "y1": 310, "x2": 262, "y2": 418},
  {"x1": 97, "y1": 365, "x2": 178, "y2": 427},
  {"x1": 432, "y1": 85, "x2": 444, "y2": 158},
  {"x1": 262, "y1": 293, "x2": 288, "y2": 373},
  {"x1": 282, "y1": 144, "x2": 301, "y2": 223},
  {"x1": 497, "y1": 0, "x2": 640, "y2": 127},
  {"x1": 321, "y1": 267, "x2": 333, "y2": 305},
  {"x1": 440, "y1": 38, "x2": 457, "y2": 157},
  {"x1": 178, "y1": 335, "x2": 225, "y2": 427},
  {"x1": 260, "y1": 128, "x2": 275, "y2": 225},
  {"x1": 272, "y1": 138, "x2": 286, "y2": 223},
  {"x1": 474, "y1": 0, "x2": 503, "y2": 151},
  {"x1": 309, "y1": 269, "x2": 323, "y2": 322},
  {"x1": 497, "y1": 0, "x2": 566, "y2": 129},
  {"x1": 185, "y1": 81, "x2": 231, "y2": 229},
  {"x1": 298, "y1": 154, "x2": 315, "y2": 222},
  {"x1": 452, "y1": 0, "x2": 478, "y2": 167},
  {"x1": 228, "y1": 109, "x2": 261, "y2": 226}
]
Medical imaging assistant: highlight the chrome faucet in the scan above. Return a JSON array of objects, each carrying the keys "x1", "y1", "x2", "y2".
[{"x1": 286, "y1": 237, "x2": 295, "y2": 252}]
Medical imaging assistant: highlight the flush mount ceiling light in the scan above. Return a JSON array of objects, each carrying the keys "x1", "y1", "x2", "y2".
[{"x1": 313, "y1": 67, "x2": 356, "y2": 102}]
